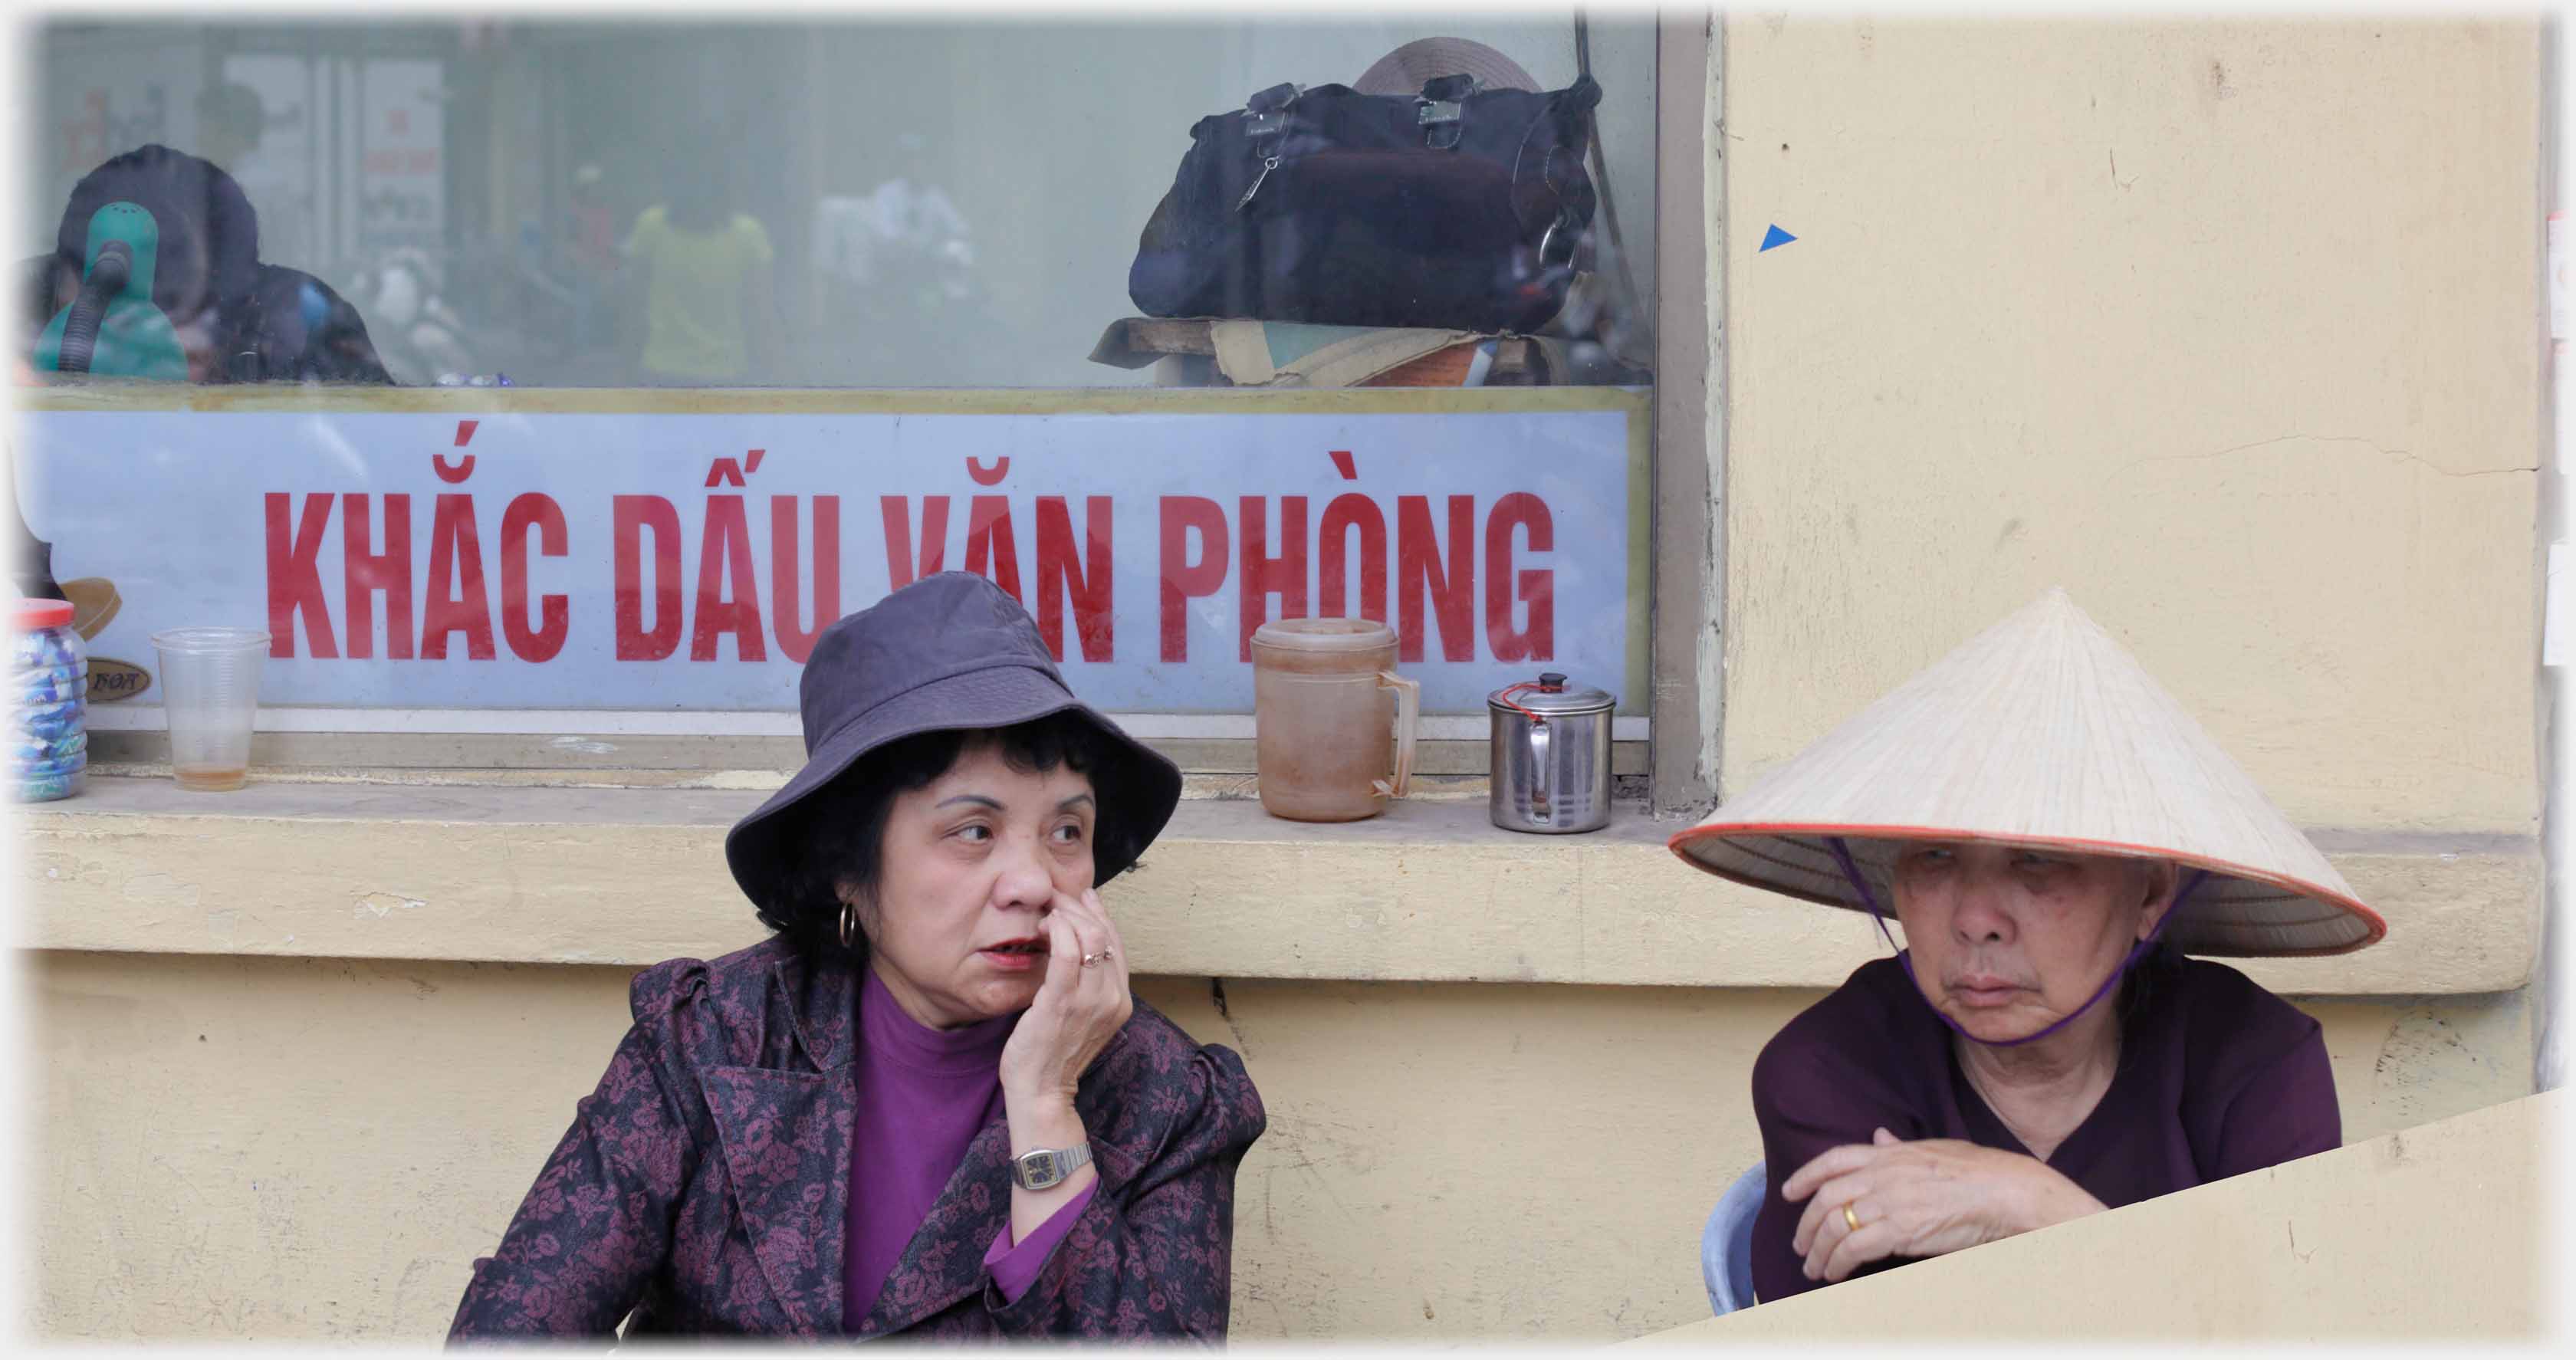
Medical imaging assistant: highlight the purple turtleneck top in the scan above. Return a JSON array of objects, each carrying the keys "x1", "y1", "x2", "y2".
[{"x1": 845, "y1": 967, "x2": 1097, "y2": 1326}]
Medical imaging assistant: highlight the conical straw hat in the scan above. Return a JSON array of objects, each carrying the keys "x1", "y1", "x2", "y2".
[{"x1": 1667, "y1": 589, "x2": 2384, "y2": 958}]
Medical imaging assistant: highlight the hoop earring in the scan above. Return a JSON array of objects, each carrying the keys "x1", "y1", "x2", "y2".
[{"x1": 840, "y1": 898, "x2": 858, "y2": 952}]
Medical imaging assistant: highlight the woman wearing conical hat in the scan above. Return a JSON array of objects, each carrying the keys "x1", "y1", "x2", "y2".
[{"x1": 1671, "y1": 590, "x2": 2384, "y2": 1303}]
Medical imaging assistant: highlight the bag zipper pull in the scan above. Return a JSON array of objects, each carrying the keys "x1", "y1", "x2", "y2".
[{"x1": 1235, "y1": 153, "x2": 1282, "y2": 213}]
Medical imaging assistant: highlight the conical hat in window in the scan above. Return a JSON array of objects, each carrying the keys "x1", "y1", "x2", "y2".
[{"x1": 1666, "y1": 589, "x2": 2385, "y2": 958}]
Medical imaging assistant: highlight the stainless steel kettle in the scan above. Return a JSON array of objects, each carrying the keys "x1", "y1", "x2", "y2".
[{"x1": 1487, "y1": 672, "x2": 1616, "y2": 833}]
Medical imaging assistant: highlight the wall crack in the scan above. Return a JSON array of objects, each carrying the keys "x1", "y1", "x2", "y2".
[{"x1": 2111, "y1": 434, "x2": 2535, "y2": 481}]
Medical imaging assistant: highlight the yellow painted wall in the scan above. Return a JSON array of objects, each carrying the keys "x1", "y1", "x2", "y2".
[
  {"x1": 1720, "y1": 18, "x2": 2545, "y2": 833},
  {"x1": 21, "y1": 951, "x2": 2535, "y2": 1342}
]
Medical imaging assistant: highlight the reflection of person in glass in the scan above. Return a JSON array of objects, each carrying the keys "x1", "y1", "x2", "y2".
[
  {"x1": 19, "y1": 145, "x2": 391, "y2": 384},
  {"x1": 810, "y1": 132, "x2": 992, "y2": 383},
  {"x1": 194, "y1": 80, "x2": 313, "y2": 271},
  {"x1": 195, "y1": 82, "x2": 266, "y2": 177},
  {"x1": 564, "y1": 163, "x2": 620, "y2": 351},
  {"x1": 622, "y1": 138, "x2": 779, "y2": 385},
  {"x1": 847, "y1": 133, "x2": 973, "y2": 304}
]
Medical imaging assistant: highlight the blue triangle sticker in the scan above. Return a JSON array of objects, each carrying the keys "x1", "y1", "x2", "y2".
[{"x1": 1760, "y1": 224, "x2": 1797, "y2": 252}]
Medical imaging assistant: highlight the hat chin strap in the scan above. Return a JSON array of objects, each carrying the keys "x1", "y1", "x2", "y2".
[{"x1": 1825, "y1": 836, "x2": 2209, "y2": 1050}]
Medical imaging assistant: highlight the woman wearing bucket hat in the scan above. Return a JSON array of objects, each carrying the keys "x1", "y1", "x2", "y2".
[
  {"x1": 450, "y1": 573, "x2": 1265, "y2": 1341},
  {"x1": 1670, "y1": 589, "x2": 2380, "y2": 1303}
]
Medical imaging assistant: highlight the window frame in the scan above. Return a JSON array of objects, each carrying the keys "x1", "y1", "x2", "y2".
[{"x1": 1648, "y1": 9, "x2": 1720, "y2": 817}]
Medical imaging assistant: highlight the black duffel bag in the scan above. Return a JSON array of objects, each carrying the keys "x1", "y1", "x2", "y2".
[{"x1": 1128, "y1": 73, "x2": 1602, "y2": 334}]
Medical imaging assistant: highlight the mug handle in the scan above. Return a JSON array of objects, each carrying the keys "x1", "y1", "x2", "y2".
[{"x1": 1373, "y1": 671, "x2": 1421, "y2": 800}]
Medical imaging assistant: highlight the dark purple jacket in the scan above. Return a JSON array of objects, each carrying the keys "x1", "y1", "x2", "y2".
[
  {"x1": 448, "y1": 935, "x2": 1266, "y2": 1342},
  {"x1": 1748, "y1": 954, "x2": 2338, "y2": 1303}
]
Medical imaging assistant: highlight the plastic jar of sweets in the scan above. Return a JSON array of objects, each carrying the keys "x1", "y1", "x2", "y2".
[{"x1": 12, "y1": 598, "x2": 87, "y2": 802}]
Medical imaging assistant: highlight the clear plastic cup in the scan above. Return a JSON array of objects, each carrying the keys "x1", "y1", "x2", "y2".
[{"x1": 149, "y1": 627, "x2": 271, "y2": 792}]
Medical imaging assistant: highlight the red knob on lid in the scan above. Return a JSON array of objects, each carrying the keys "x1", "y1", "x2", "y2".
[{"x1": 13, "y1": 599, "x2": 76, "y2": 630}]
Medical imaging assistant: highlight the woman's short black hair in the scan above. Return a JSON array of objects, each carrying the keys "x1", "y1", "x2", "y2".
[{"x1": 754, "y1": 711, "x2": 1146, "y2": 964}]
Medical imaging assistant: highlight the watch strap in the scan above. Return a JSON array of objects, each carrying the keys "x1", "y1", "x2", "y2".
[{"x1": 1010, "y1": 1140, "x2": 1093, "y2": 1191}]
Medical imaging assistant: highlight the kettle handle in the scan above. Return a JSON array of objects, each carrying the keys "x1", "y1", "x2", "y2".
[
  {"x1": 1529, "y1": 718, "x2": 1551, "y2": 823},
  {"x1": 1374, "y1": 671, "x2": 1420, "y2": 800}
]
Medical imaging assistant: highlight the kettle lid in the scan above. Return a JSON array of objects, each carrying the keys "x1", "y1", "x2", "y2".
[{"x1": 1487, "y1": 671, "x2": 1616, "y2": 716}]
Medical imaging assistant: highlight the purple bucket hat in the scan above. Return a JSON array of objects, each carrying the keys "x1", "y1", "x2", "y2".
[{"x1": 723, "y1": 572, "x2": 1183, "y2": 908}]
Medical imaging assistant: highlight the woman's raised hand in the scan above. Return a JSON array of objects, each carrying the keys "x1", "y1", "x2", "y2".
[{"x1": 997, "y1": 887, "x2": 1132, "y2": 1105}]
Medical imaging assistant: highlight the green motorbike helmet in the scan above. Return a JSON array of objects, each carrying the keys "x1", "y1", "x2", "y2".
[{"x1": 33, "y1": 199, "x2": 189, "y2": 380}]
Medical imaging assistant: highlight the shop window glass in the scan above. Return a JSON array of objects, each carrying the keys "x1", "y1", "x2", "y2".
[{"x1": 12, "y1": 17, "x2": 1657, "y2": 754}]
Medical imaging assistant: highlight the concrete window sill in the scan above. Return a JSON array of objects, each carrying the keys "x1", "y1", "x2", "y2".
[{"x1": 13, "y1": 774, "x2": 2539, "y2": 994}]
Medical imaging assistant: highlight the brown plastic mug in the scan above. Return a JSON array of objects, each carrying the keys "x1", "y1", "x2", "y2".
[{"x1": 1249, "y1": 617, "x2": 1421, "y2": 822}]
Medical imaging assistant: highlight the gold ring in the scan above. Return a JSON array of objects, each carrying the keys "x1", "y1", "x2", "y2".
[{"x1": 1842, "y1": 1204, "x2": 1861, "y2": 1233}]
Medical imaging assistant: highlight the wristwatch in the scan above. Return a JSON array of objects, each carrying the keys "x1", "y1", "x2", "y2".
[{"x1": 1009, "y1": 1142, "x2": 1093, "y2": 1191}]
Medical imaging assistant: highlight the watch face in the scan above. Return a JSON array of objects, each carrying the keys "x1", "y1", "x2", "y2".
[{"x1": 1017, "y1": 1151, "x2": 1062, "y2": 1189}]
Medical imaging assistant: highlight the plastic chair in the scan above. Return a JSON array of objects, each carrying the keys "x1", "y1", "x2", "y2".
[{"x1": 1700, "y1": 1161, "x2": 1766, "y2": 1316}]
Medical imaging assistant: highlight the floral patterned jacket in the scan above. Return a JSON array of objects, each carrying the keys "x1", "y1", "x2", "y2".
[{"x1": 447, "y1": 935, "x2": 1266, "y2": 1342}]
